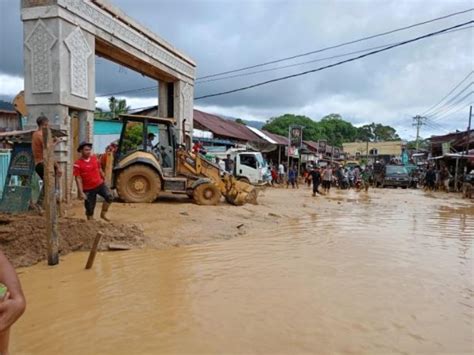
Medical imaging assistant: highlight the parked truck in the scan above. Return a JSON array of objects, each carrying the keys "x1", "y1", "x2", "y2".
[{"x1": 213, "y1": 148, "x2": 269, "y2": 185}]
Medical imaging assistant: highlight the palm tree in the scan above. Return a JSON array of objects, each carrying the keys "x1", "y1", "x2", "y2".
[{"x1": 108, "y1": 96, "x2": 130, "y2": 119}]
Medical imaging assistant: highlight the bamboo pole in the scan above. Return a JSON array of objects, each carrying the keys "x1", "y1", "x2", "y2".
[
  {"x1": 43, "y1": 127, "x2": 59, "y2": 265},
  {"x1": 85, "y1": 232, "x2": 103, "y2": 269}
]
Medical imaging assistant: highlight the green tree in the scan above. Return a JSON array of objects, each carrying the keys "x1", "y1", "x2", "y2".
[
  {"x1": 95, "y1": 96, "x2": 130, "y2": 119},
  {"x1": 406, "y1": 139, "x2": 427, "y2": 150},
  {"x1": 318, "y1": 113, "x2": 359, "y2": 146},
  {"x1": 235, "y1": 118, "x2": 246, "y2": 125},
  {"x1": 108, "y1": 96, "x2": 130, "y2": 118},
  {"x1": 262, "y1": 114, "x2": 323, "y2": 142},
  {"x1": 356, "y1": 123, "x2": 400, "y2": 142}
]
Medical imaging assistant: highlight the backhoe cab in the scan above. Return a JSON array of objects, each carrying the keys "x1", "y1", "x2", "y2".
[{"x1": 112, "y1": 114, "x2": 257, "y2": 206}]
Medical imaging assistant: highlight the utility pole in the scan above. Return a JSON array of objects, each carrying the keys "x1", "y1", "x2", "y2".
[
  {"x1": 465, "y1": 106, "x2": 472, "y2": 155},
  {"x1": 413, "y1": 115, "x2": 427, "y2": 152}
]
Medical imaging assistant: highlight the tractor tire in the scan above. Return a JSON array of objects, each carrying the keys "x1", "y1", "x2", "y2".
[
  {"x1": 116, "y1": 165, "x2": 161, "y2": 203},
  {"x1": 193, "y1": 183, "x2": 221, "y2": 206}
]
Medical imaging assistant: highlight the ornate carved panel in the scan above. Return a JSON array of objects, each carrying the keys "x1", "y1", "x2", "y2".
[
  {"x1": 180, "y1": 82, "x2": 194, "y2": 125},
  {"x1": 64, "y1": 27, "x2": 92, "y2": 99},
  {"x1": 25, "y1": 19, "x2": 57, "y2": 93},
  {"x1": 58, "y1": 0, "x2": 194, "y2": 78}
]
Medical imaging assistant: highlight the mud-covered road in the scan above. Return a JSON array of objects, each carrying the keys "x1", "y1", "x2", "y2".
[{"x1": 12, "y1": 187, "x2": 474, "y2": 354}]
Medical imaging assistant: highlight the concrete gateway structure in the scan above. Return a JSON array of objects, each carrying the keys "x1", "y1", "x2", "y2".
[{"x1": 21, "y1": 0, "x2": 196, "y2": 199}]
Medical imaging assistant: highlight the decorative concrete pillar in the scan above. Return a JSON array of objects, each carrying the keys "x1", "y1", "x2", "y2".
[
  {"x1": 22, "y1": 3, "x2": 95, "y2": 200},
  {"x1": 173, "y1": 80, "x2": 194, "y2": 146},
  {"x1": 158, "y1": 81, "x2": 171, "y2": 118}
]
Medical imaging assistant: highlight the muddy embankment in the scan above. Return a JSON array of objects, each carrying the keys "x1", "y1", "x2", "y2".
[{"x1": 0, "y1": 213, "x2": 147, "y2": 267}]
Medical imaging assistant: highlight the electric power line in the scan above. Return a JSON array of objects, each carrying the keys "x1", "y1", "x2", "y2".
[
  {"x1": 428, "y1": 91, "x2": 473, "y2": 120},
  {"x1": 430, "y1": 97, "x2": 473, "y2": 121},
  {"x1": 197, "y1": 7, "x2": 474, "y2": 80},
  {"x1": 425, "y1": 118, "x2": 450, "y2": 132},
  {"x1": 197, "y1": 25, "x2": 473, "y2": 85},
  {"x1": 426, "y1": 81, "x2": 473, "y2": 117},
  {"x1": 422, "y1": 70, "x2": 473, "y2": 116},
  {"x1": 96, "y1": 25, "x2": 472, "y2": 97},
  {"x1": 96, "y1": 9, "x2": 474, "y2": 98},
  {"x1": 194, "y1": 20, "x2": 474, "y2": 101}
]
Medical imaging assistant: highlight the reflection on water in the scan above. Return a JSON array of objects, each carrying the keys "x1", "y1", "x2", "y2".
[{"x1": 12, "y1": 191, "x2": 474, "y2": 354}]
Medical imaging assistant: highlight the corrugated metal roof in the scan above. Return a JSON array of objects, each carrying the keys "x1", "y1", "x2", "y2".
[
  {"x1": 262, "y1": 130, "x2": 288, "y2": 145},
  {"x1": 430, "y1": 129, "x2": 473, "y2": 146},
  {"x1": 193, "y1": 110, "x2": 262, "y2": 142},
  {"x1": 133, "y1": 106, "x2": 263, "y2": 142},
  {"x1": 304, "y1": 140, "x2": 319, "y2": 151},
  {"x1": 246, "y1": 126, "x2": 277, "y2": 144}
]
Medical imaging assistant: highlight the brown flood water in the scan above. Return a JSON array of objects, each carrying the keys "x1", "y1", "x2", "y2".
[{"x1": 11, "y1": 189, "x2": 474, "y2": 354}]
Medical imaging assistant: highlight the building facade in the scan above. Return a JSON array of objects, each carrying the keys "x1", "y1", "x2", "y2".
[{"x1": 343, "y1": 141, "x2": 406, "y2": 161}]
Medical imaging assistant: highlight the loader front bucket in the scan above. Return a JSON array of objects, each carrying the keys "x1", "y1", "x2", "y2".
[{"x1": 225, "y1": 180, "x2": 258, "y2": 206}]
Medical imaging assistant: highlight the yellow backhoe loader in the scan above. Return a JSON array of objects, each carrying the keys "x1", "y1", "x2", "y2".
[{"x1": 112, "y1": 114, "x2": 257, "y2": 205}]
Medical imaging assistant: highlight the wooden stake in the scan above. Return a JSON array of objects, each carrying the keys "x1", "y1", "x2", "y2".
[
  {"x1": 43, "y1": 127, "x2": 59, "y2": 266},
  {"x1": 85, "y1": 232, "x2": 103, "y2": 269},
  {"x1": 104, "y1": 151, "x2": 114, "y2": 186}
]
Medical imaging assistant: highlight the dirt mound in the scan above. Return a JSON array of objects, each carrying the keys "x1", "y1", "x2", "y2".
[{"x1": 0, "y1": 213, "x2": 147, "y2": 267}]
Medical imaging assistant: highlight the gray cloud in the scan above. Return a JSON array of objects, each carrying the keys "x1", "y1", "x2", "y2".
[{"x1": 0, "y1": 0, "x2": 472, "y2": 138}]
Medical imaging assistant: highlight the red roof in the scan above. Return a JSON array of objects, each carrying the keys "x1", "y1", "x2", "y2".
[{"x1": 193, "y1": 110, "x2": 262, "y2": 142}]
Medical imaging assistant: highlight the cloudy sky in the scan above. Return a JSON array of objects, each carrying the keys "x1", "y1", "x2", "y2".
[{"x1": 0, "y1": 0, "x2": 472, "y2": 140}]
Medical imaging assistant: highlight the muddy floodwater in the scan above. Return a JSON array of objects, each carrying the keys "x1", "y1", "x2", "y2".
[{"x1": 11, "y1": 189, "x2": 474, "y2": 354}]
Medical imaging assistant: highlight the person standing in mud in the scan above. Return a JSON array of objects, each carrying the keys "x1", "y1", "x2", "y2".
[
  {"x1": 425, "y1": 166, "x2": 436, "y2": 191},
  {"x1": 310, "y1": 166, "x2": 322, "y2": 196},
  {"x1": 0, "y1": 250, "x2": 26, "y2": 355},
  {"x1": 224, "y1": 154, "x2": 234, "y2": 174},
  {"x1": 360, "y1": 166, "x2": 371, "y2": 192},
  {"x1": 31, "y1": 115, "x2": 63, "y2": 211},
  {"x1": 73, "y1": 142, "x2": 114, "y2": 221},
  {"x1": 440, "y1": 166, "x2": 451, "y2": 192},
  {"x1": 287, "y1": 166, "x2": 297, "y2": 188},
  {"x1": 278, "y1": 162, "x2": 285, "y2": 184},
  {"x1": 322, "y1": 165, "x2": 333, "y2": 194}
]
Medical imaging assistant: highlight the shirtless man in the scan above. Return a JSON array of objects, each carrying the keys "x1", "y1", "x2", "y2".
[{"x1": 0, "y1": 251, "x2": 26, "y2": 355}]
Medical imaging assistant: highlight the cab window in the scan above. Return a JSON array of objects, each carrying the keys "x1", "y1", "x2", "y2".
[
  {"x1": 120, "y1": 121, "x2": 144, "y2": 155},
  {"x1": 240, "y1": 154, "x2": 257, "y2": 169}
]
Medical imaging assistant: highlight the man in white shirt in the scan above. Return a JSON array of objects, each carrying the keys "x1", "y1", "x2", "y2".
[{"x1": 278, "y1": 163, "x2": 285, "y2": 184}]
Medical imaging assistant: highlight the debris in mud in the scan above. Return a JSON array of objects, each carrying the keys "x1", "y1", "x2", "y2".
[
  {"x1": 108, "y1": 243, "x2": 132, "y2": 251},
  {"x1": 0, "y1": 213, "x2": 147, "y2": 267},
  {"x1": 236, "y1": 223, "x2": 244, "y2": 229},
  {"x1": 268, "y1": 212, "x2": 280, "y2": 218},
  {"x1": 180, "y1": 212, "x2": 189, "y2": 216}
]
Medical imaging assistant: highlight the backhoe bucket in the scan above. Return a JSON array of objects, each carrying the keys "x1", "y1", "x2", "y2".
[{"x1": 225, "y1": 179, "x2": 258, "y2": 206}]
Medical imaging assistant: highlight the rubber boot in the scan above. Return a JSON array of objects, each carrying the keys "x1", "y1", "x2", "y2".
[{"x1": 100, "y1": 202, "x2": 111, "y2": 222}]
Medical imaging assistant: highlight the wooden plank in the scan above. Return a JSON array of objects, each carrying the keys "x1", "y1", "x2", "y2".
[
  {"x1": 108, "y1": 243, "x2": 131, "y2": 251},
  {"x1": 43, "y1": 127, "x2": 59, "y2": 266},
  {"x1": 104, "y1": 151, "x2": 114, "y2": 186},
  {"x1": 85, "y1": 232, "x2": 104, "y2": 269}
]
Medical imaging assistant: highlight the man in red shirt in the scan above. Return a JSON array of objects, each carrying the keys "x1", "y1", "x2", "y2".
[{"x1": 73, "y1": 142, "x2": 113, "y2": 221}]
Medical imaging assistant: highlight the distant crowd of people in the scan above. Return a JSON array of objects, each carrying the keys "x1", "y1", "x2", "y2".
[
  {"x1": 267, "y1": 162, "x2": 372, "y2": 196},
  {"x1": 266, "y1": 160, "x2": 473, "y2": 196}
]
